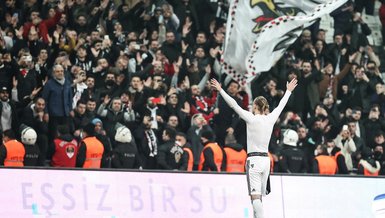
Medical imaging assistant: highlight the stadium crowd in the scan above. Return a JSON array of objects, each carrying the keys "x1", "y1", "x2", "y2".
[{"x1": 0, "y1": 0, "x2": 384, "y2": 175}]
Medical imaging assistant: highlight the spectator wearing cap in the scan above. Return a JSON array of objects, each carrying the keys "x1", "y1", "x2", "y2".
[
  {"x1": 198, "y1": 129, "x2": 226, "y2": 172},
  {"x1": 157, "y1": 127, "x2": 187, "y2": 170},
  {"x1": 92, "y1": 118, "x2": 112, "y2": 168},
  {"x1": 42, "y1": 64, "x2": 73, "y2": 156},
  {"x1": 20, "y1": 97, "x2": 49, "y2": 163},
  {"x1": 278, "y1": 129, "x2": 308, "y2": 173},
  {"x1": 76, "y1": 122, "x2": 104, "y2": 168},
  {"x1": 0, "y1": 86, "x2": 19, "y2": 134}
]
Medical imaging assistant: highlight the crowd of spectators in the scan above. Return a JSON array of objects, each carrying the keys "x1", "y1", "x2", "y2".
[{"x1": 0, "y1": 0, "x2": 384, "y2": 175}]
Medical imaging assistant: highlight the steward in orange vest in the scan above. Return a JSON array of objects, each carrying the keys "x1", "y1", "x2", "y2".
[
  {"x1": 198, "y1": 130, "x2": 226, "y2": 171},
  {"x1": 0, "y1": 130, "x2": 25, "y2": 167},
  {"x1": 223, "y1": 134, "x2": 246, "y2": 172},
  {"x1": 312, "y1": 144, "x2": 337, "y2": 175},
  {"x1": 176, "y1": 132, "x2": 194, "y2": 171},
  {"x1": 358, "y1": 147, "x2": 380, "y2": 176},
  {"x1": 330, "y1": 146, "x2": 349, "y2": 174},
  {"x1": 76, "y1": 123, "x2": 104, "y2": 168}
]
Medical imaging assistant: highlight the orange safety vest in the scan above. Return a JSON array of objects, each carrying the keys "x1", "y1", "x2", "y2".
[
  {"x1": 359, "y1": 163, "x2": 380, "y2": 176},
  {"x1": 82, "y1": 137, "x2": 104, "y2": 168},
  {"x1": 315, "y1": 155, "x2": 337, "y2": 175},
  {"x1": 223, "y1": 147, "x2": 246, "y2": 172},
  {"x1": 268, "y1": 152, "x2": 274, "y2": 173},
  {"x1": 198, "y1": 142, "x2": 223, "y2": 171},
  {"x1": 3, "y1": 140, "x2": 25, "y2": 167},
  {"x1": 183, "y1": 147, "x2": 194, "y2": 171}
]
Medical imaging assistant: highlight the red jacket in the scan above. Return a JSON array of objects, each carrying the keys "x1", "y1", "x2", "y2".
[
  {"x1": 51, "y1": 138, "x2": 78, "y2": 167},
  {"x1": 23, "y1": 11, "x2": 62, "y2": 44}
]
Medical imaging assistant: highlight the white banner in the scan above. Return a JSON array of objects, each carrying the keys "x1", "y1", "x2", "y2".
[
  {"x1": 0, "y1": 169, "x2": 384, "y2": 218},
  {"x1": 222, "y1": 0, "x2": 347, "y2": 84}
]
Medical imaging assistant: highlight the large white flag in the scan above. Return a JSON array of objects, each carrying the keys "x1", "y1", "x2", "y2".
[{"x1": 222, "y1": 0, "x2": 347, "y2": 85}]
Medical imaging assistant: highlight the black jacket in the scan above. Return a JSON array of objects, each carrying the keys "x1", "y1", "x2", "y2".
[
  {"x1": 23, "y1": 144, "x2": 42, "y2": 166},
  {"x1": 157, "y1": 140, "x2": 188, "y2": 170},
  {"x1": 279, "y1": 145, "x2": 308, "y2": 173},
  {"x1": 111, "y1": 142, "x2": 142, "y2": 169}
]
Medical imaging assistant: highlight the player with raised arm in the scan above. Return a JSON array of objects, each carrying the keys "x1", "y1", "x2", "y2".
[{"x1": 211, "y1": 78, "x2": 298, "y2": 218}]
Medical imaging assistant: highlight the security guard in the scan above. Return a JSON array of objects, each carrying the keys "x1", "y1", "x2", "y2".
[
  {"x1": 76, "y1": 123, "x2": 104, "y2": 168},
  {"x1": 198, "y1": 130, "x2": 226, "y2": 171},
  {"x1": 223, "y1": 134, "x2": 247, "y2": 172},
  {"x1": 0, "y1": 130, "x2": 25, "y2": 167},
  {"x1": 278, "y1": 129, "x2": 307, "y2": 173}
]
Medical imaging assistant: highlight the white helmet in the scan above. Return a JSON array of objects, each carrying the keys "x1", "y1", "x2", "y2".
[
  {"x1": 21, "y1": 127, "x2": 37, "y2": 145},
  {"x1": 115, "y1": 126, "x2": 132, "y2": 143},
  {"x1": 283, "y1": 129, "x2": 298, "y2": 147}
]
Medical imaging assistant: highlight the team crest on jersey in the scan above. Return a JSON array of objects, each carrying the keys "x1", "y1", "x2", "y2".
[
  {"x1": 66, "y1": 146, "x2": 75, "y2": 158},
  {"x1": 250, "y1": 0, "x2": 307, "y2": 33}
]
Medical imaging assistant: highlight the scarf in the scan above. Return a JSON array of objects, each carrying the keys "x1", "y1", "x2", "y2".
[{"x1": 54, "y1": 77, "x2": 65, "y2": 85}]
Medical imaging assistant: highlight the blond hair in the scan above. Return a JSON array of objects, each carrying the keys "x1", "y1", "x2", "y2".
[{"x1": 253, "y1": 96, "x2": 269, "y2": 113}]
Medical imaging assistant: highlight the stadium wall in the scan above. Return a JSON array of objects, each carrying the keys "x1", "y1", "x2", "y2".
[{"x1": 0, "y1": 168, "x2": 384, "y2": 218}]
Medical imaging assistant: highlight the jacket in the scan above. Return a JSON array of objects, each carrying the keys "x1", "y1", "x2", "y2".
[
  {"x1": 223, "y1": 143, "x2": 246, "y2": 172},
  {"x1": 198, "y1": 142, "x2": 226, "y2": 172},
  {"x1": 42, "y1": 78, "x2": 73, "y2": 117}
]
